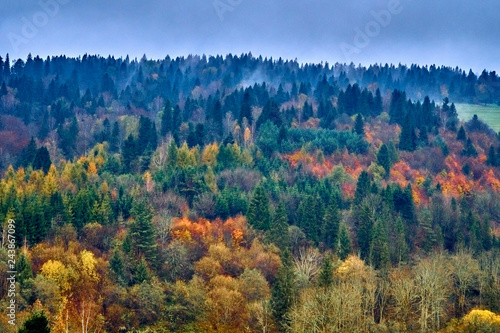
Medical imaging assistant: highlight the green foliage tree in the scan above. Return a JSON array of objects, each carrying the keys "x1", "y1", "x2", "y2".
[
  {"x1": 32, "y1": 147, "x2": 51, "y2": 173},
  {"x1": 130, "y1": 200, "x2": 158, "y2": 267},
  {"x1": 269, "y1": 202, "x2": 290, "y2": 250},
  {"x1": 318, "y1": 255, "x2": 334, "y2": 288},
  {"x1": 322, "y1": 199, "x2": 340, "y2": 249},
  {"x1": 354, "y1": 113, "x2": 365, "y2": 136},
  {"x1": 377, "y1": 144, "x2": 391, "y2": 177},
  {"x1": 18, "y1": 311, "x2": 51, "y2": 333},
  {"x1": 271, "y1": 249, "x2": 296, "y2": 332},
  {"x1": 247, "y1": 185, "x2": 271, "y2": 231},
  {"x1": 337, "y1": 222, "x2": 352, "y2": 260}
]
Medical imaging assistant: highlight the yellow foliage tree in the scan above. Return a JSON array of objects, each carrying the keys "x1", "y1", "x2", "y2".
[{"x1": 202, "y1": 142, "x2": 219, "y2": 167}]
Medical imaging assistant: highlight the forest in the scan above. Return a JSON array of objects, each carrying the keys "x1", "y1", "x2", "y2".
[{"x1": 0, "y1": 53, "x2": 499, "y2": 332}]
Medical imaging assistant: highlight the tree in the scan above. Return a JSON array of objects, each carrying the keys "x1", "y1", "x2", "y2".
[
  {"x1": 487, "y1": 145, "x2": 497, "y2": 166},
  {"x1": 18, "y1": 311, "x2": 51, "y2": 333},
  {"x1": 318, "y1": 255, "x2": 334, "y2": 288},
  {"x1": 377, "y1": 144, "x2": 391, "y2": 177},
  {"x1": 161, "y1": 100, "x2": 173, "y2": 136},
  {"x1": 32, "y1": 147, "x2": 51, "y2": 174},
  {"x1": 354, "y1": 171, "x2": 371, "y2": 205},
  {"x1": 20, "y1": 137, "x2": 37, "y2": 167},
  {"x1": 247, "y1": 185, "x2": 271, "y2": 231},
  {"x1": 356, "y1": 203, "x2": 374, "y2": 260},
  {"x1": 130, "y1": 200, "x2": 158, "y2": 267},
  {"x1": 271, "y1": 249, "x2": 296, "y2": 331},
  {"x1": 369, "y1": 219, "x2": 390, "y2": 271},
  {"x1": 337, "y1": 222, "x2": 352, "y2": 260},
  {"x1": 322, "y1": 199, "x2": 340, "y2": 249},
  {"x1": 462, "y1": 138, "x2": 478, "y2": 157},
  {"x1": 354, "y1": 113, "x2": 364, "y2": 136},
  {"x1": 269, "y1": 203, "x2": 290, "y2": 250},
  {"x1": 457, "y1": 126, "x2": 467, "y2": 141},
  {"x1": 399, "y1": 113, "x2": 417, "y2": 151}
]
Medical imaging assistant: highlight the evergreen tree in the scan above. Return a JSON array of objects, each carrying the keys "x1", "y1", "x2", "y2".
[
  {"x1": 322, "y1": 199, "x2": 340, "y2": 249},
  {"x1": 462, "y1": 138, "x2": 478, "y2": 157},
  {"x1": 122, "y1": 134, "x2": 137, "y2": 173},
  {"x1": 240, "y1": 89, "x2": 253, "y2": 125},
  {"x1": 354, "y1": 113, "x2": 365, "y2": 136},
  {"x1": 247, "y1": 185, "x2": 271, "y2": 231},
  {"x1": 457, "y1": 126, "x2": 467, "y2": 141},
  {"x1": 109, "y1": 249, "x2": 126, "y2": 285},
  {"x1": 487, "y1": 145, "x2": 497, "y2": 166},
  {"x1": 269, "y1": 203, "x2": 290, "y2": 250},
  {"x1": 354, "y1": 171, "x2": 371, "y2": 205},
  {"x1": 16, "y1": 253, "x2": 33, "y2": 286},
  {"x1": 32, "y1": 147, "x2": 51, "y2": 173},
  {"x1": 130, "y1": 200, "x2": 158, "y2": 267},
  {"x1": 271, "y1": 249, "x2": 296, "y2": 332},
  {"x1": 369, "y1": 219, "x2": 390, "y2": 271},
  {"x1": 110, "y1": 121, "x2": 120, "y2": 152},
  {"x1": 318, "y1": 255, "x2": 334, "y2": 288},
  {"x1": 391, "y1": 216, "x2": 409, "y2": 265},
  {"x1": 134, "y1": 257, "x2": 151, "y2": 284},
  {"x1": 337, "y1": 222, "x2": 352, "y2": 260},
  {"x1": 161, "y1": 100, "x2": 173, "y2": 136},
  {"x1": 377, "y1": 144, "x2": 391, "y2": 177},
  {"x1": 356, "y1": 203, "x2": 374, "y2": 260},
  {"x1": 3, "y1": 53, "x2": 10, "y2": 77},
  {"x1": 399, "y1": 113, "x2": 417, "y2": 151},
  {"x1": 18, "y1": 311, "x2": 51, "y2": 333},
  {"x1": 20, "y1": 137, "x2": 37, "y2": 167}
]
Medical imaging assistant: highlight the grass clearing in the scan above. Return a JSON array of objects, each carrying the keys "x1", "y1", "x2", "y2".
[{"x1": 455, "y1": 103, "x2": 500, "y2": 133}]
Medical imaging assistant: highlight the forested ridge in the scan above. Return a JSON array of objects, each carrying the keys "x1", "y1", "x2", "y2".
[{"x1": 0, "y1": 53, "x2": 500, "y2": 332}]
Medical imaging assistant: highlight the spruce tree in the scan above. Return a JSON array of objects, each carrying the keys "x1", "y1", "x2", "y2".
[
  {"x1": 32, "y1": 147, "x2": 51, "y2": 174},
  {"x1": 487, "y1": 145, "x2": 497, "y2": 166},
  {"x1": 399, "y1": 113, "x2": 416, "y2": 151},
  {"x1": 20, "y1": 137, "x2": 37, "y2": 167},
  {"x1": 318, "y1": 255, "x2": 334, "y2": 288},
  {"x1": 457, "y1": 126, "x2": 467, "y2": 141},
  {"x1": 269, "y1": 203, "x2": 290, "y2": 250},
  {"x1": 369, "y1": 219, "x2": 390, "y2": 271},
  {"x1": 356, "y1": 203, "x2": 374, "y2": 260},
  {"x1": 271, "y1": 249, "x2": 296, "y2": 332},
  {"x1": 18, "y1": 311, "x2": 51, "y2": 333},
  {"x1": 161, "y1": 100, "x2": 173, "y2": 136},
  {"x1": 322, "y1": 199, "x2": 340, "y2": 249},
  {"x1": 354, "y1": 113, "x2": 365, "y2": 136},
  {"x1": 130, "y1": 200, "x2": 158, "y2": 267},
  {"x1": 354, "y1": 171, "x2": 371, "y2": 205},
  {"x1": 377, "y1": 144, "x2": 391, "y2": 177},
  {"x1": 247, "y1": 185, "x2": 271, "y2": 231},
  {"x1": 337, "y1": 222, "x2": 352, "y2": 260}
]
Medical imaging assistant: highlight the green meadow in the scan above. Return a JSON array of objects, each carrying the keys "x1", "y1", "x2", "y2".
[{"x1": 455, "y1": 103, "x2": 500, "y2": 133}]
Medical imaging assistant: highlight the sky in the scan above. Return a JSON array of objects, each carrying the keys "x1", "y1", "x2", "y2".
[{"x1": 0, "y1": 0, "x2": 499, "y2": 73}]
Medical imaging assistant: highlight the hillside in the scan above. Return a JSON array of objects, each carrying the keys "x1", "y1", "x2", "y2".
[{"x1": 0, "y1": 53, "x2": 499, "y2": 332}]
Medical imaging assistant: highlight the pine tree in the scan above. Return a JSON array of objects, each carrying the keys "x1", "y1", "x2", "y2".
[
  {"x1": 462, "y1": 138, "x2": 478, "y2": 157},
  {"x1": 32, "y1": 147, "x2": 51, "y2": 174},
  {"x1": 457, "y1": 126, "x2": 467, "y2": 141},
  {"x1": 377, "y1": 144, "x2": 391, "y2": 177},
  {"x1": 18, "y1": 311, "x2": 51, "y2": 333},
  {"x1": 271, "y1": 249, "x2": 296, "y2": 332},
  {"x1": 122, "y1": 134, "x2": 137, "y2": 173},
  {"x1": 322, "y1": 199, "x2": 340, "y2": 249},
  {"x1": 269, "y1": 203, "x2": 290, "y2": 250},
  {"x1": 16, "y1": 253, "x2": 33, "y2": 286},
  {"x1": 240, "y1": 89, "x2": 253, "y2": 125},
  {"x1": 3, "y1": 53, "x2": 10, "y2": 77},
  {"x1": 161, "y1": 100, "x2": 173, "y2": 136},
  {"x1": 134, "y1": 257, "x2": 151, "y2": 284},
  {"x1": 318, "y1": 255, "x2": 334, "y2": 288},
  {"x1": 20, "y1": 137, "x2": 37, "y2": 167},
  {"x1": 399, "y1": 113, "x2": 416, "y2": 151},
  {"x1": 130, "y1": 200, "x2": 158, "y2": 267},
  {"x1": 110, "y1": 121, "x2": 120, "y2": 152},
  {"x1": 356, "y1": 203, "x2": 374, "y2": 260},
  {"x1": 370, "y1": 219, "x2": 390, "y2": 271},
  {"x1": 354, "y1": 171, "x2": 371, "y2": 205},
  {"x1": 354, "y1": 113, "x2": 365, "y2": 136},
  {"x1": 487, "y1": 145, "x2": 497, "y2": 166},
  {"x1": 247, "y1": 185, "x2": 271, "y2": 231},
  {"x1": 337, "y1": 222, "x2": 352, "y2": 260}
]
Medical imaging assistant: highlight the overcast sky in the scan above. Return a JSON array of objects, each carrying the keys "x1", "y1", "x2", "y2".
[{"x1": 0, "y1": 0, "x2": 498, "y2": 73}]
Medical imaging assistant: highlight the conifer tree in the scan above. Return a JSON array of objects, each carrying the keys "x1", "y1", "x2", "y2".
[
  {"x1": 354, "y1": 171, "x2": 371, "y2": 205},
  {"x1": 337, "y1": 221, "x2": 352, "y2": 260},
  {"x1": 32, "y1": 147, "x2": 51, "y2": 174},
  {"x1": 377, "y1": 144, "x2": 391, "y2": 177},
  {"x1": 354, "y1": 113, "x2": 365, "y2": 136},
  {"x1": 356, "y1": 203, "x2": 374, "y2": 260},
  {"x1": 161, "y1": 100, "x2": 173, "y2": 136},
  {"x1": 487, "y1": 145, "x2": 497, "y2": 166},
  {"x1": 18, "y1": 311, "x2": 50, "y2": 333},
  {"x1": 457, "y1": 126, "x2": 467, "y2": 141},
  {"x1": 322, "y1": 199, "x2": 340, "y2": 249},
  {"x1": 271, "y1": 249, "x2": 296, "y2": 332},
  {"x1": 370, "y1": 219, "x2": 390, "y2": 271},
  {"x1": 247, "y1": 185, "x2": 271, "y2": 231},
  {"x1": 130, "y1": 200, "x2": 158, "y2": 267},
  {"x1": 399, "y1": 113, "x2": 417, "y2": 151},
  {"x1": 318, "y1": 255, "x2": 334, "y2": 288},
  {"x1": 269, "y1": 203, "x2": 290, "y2": 250}
]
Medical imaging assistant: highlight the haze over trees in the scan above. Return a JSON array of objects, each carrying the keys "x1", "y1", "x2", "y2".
[{"x1": 0, "y1": 53, "x2": 499, "y2": 332}]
